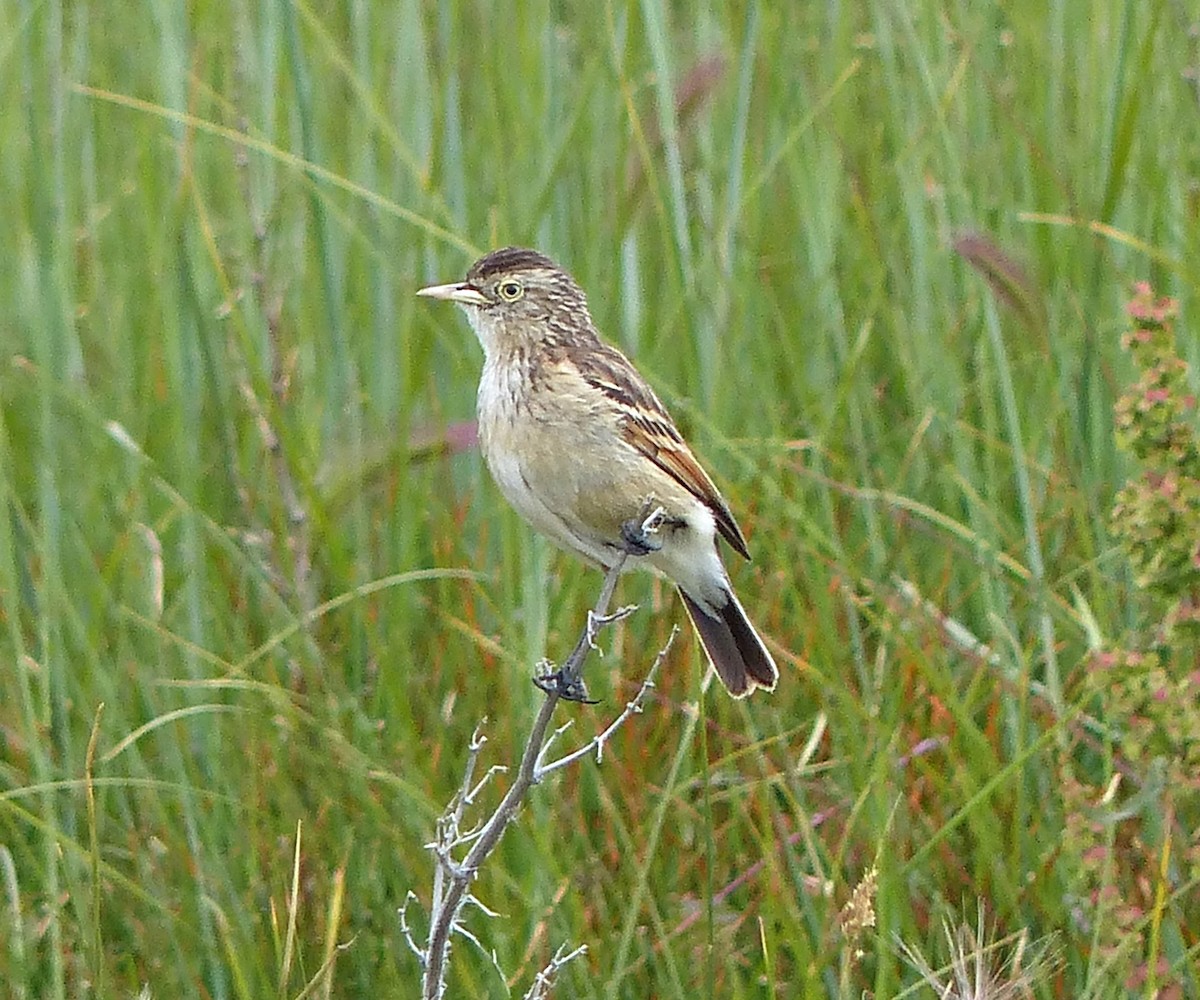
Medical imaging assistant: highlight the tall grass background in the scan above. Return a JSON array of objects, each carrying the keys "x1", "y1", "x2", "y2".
[{"x1": 2, "y1": 1, "x2": 1197, "y2": 996}]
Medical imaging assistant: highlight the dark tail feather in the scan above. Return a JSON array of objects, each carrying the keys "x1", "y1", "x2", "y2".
[{"x1": 679, "y1": 588, "x2": 778, "y2": 698}]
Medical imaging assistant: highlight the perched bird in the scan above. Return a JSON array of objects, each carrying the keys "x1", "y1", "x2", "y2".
[{"x1": 417, "y1": 247, "x2": 777, "y2": 698}]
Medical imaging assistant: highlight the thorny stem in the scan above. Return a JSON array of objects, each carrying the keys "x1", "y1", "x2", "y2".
[
  {"x1": 535, "y1": 633, "x2": 672, "y2": 778},
  {"x1": 428, "y1": 722, "x2": 490, "y2": 942},
  {"x1": 523, "y1": 943, "x2": 589, "y2": 1000},
  {"x1": 421, "y1": 549, "x2": 640, "y2": 999}
]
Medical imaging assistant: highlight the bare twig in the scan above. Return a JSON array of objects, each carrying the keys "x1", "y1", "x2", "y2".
[
  {"x1": 536, "y1": 632, "x2": 673, "y2": 778},
  {"x1": 398, "y1": 892, "x2": 425, "y2": 966},
  {"x1": 523, "y1": 943, "x2": 589, "y2": 1000},
  {"x1": 417, "y1": 506, "x2": 668, "y2": 998},
  {"x1": 427, "y1": 721, "x2": 497, "y2": 939}
]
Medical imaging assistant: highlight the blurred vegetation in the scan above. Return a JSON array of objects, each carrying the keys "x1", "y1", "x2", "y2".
[{"x1": 2, "y1": 0, "x2": 1198, "y2": 997}]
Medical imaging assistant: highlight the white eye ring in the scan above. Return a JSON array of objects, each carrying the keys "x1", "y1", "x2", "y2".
[{"x1": 496, "y1": 280, "x2": 524, "y2": 302}]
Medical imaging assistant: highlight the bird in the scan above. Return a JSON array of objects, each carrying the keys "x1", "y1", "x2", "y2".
[{"x1": 417, "y1": 247, "x2": 777, "y2": 698}]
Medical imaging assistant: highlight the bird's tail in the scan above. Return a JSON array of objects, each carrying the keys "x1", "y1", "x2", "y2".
[{"x1": 678, "y1": 587, "x2": 778, "y2": 698}]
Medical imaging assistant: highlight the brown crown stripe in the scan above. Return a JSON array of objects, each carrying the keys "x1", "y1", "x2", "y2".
[{"x1": 469, "y1": 247, "x2": 560, "y2": 282}]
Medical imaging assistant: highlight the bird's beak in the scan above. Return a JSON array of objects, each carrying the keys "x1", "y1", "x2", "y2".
[{"x1": 416, "y1": 281, "x2": 489, "y2": 306}]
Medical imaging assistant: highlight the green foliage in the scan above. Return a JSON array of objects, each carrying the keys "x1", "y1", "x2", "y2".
[
  {"x1": 1111, "y1": 286, "x2": 1200, "y2": 613},
  {"x1": 2, "y1": 1, "x2": 1199, "y2": 998},
  {"x1": 1054, "y1": 284, "x2": 1200, "y2": 1000},
  {"x1": 1107, "y1": 282, "x2": 1200, "y2": 787}
]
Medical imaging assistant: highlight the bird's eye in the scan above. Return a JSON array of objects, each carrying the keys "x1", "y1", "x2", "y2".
[{"x1": 496, "y1": 280, "x2": 524, "y2": 302}]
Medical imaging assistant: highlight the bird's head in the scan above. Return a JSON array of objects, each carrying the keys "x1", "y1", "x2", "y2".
[{"x1": 417, "y1": 247, "x2": 595, "y2": 357}]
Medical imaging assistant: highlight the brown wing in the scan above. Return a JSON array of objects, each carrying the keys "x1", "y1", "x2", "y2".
[{"x1": 574, "y1": 342, "x2": 751, "y2": 560}]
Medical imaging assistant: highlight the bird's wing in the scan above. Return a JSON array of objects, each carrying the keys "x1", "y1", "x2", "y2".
[{"x1": 573, "y1": 342, "x2": 751, "y2": 560}]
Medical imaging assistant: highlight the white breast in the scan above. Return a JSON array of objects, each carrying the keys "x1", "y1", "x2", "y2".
[{"x1": 476, "y1": 360, "x2": 601, "y2": 561}]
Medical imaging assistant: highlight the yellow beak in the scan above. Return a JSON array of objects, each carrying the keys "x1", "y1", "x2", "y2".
[{"x1": 416, "y1": 281, "x2": 489, "y2": 306}]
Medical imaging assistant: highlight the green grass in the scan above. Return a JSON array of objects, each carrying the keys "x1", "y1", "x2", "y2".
[{"x1": 3, "y1": 0, "x2": 1199, "y2": 996}]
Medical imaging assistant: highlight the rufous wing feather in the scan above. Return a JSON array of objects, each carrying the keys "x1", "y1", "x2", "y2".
[{"x1": 577, "y1": 344, "x2": 751, "y2": 559}]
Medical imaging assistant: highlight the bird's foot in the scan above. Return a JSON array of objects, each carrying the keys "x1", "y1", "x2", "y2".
[
  {"x1": 533, "y1": 664, "x2": 598, "y2": 704},
  {"x1": 620, "y1": 504, "x2": 669, "y2": 555}
]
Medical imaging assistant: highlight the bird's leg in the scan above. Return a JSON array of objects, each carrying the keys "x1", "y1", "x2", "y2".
[
  {"x1": 533, "y1": 537, "x2": 635, "y2": 703},
  {"x1": 535, "y1": 504, "x2": 668, "y2": 703}
]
